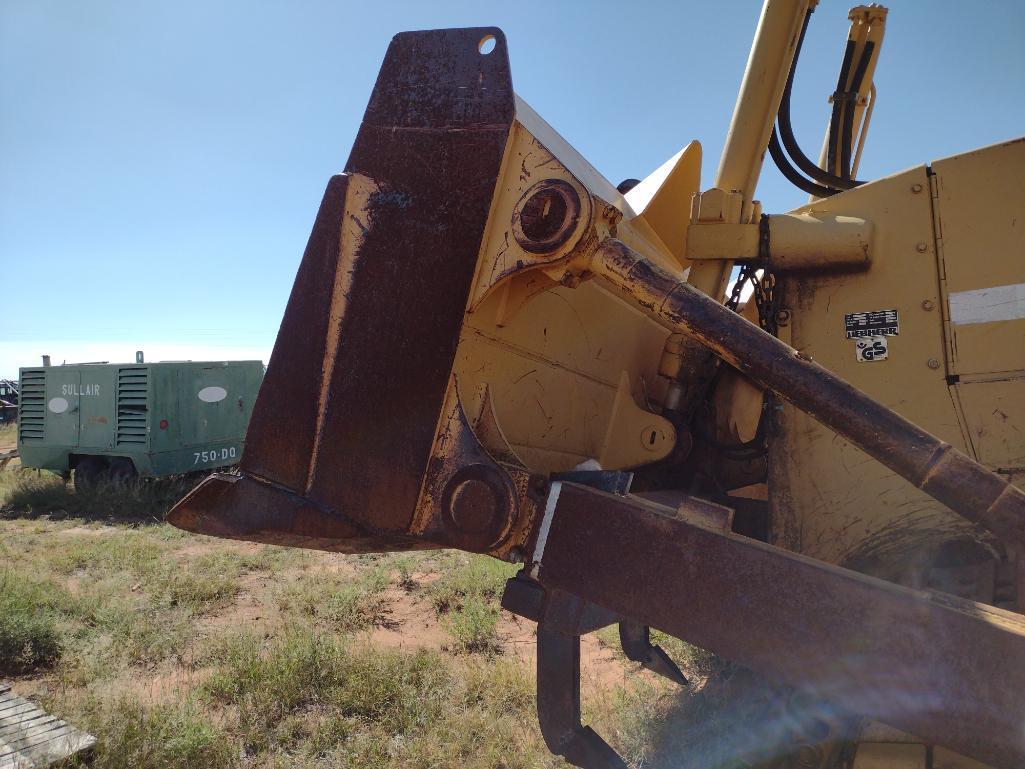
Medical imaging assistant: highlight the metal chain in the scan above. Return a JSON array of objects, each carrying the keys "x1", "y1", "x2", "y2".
[{"x1": 724, "y1": 215, "x2": 779, "y2": 336}]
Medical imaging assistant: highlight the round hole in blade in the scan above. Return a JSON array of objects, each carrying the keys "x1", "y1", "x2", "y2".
[{"x1": 478, "y1": 34, "x2": 496, "y2": 55}]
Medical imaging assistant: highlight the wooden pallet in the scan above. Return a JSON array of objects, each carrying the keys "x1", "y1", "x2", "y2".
[{"x1": 0, "y1": 684, "x2": 95, "y2": 769}]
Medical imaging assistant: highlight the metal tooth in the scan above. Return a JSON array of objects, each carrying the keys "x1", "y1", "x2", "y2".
[
  {"x1": 537, "y1": 625, "x2": 628, "y2": 769},
  {"x1": 619, "y1": 622, "x2": 688, "y2": 687}
]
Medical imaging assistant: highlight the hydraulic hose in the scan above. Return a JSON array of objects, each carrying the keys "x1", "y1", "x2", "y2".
[
  {"x1": 841, "y1": 40, "x2": 875, "y2": 180},
  {"x1": 768, "y1": 128, "x2": 836, "y2": 199},
  {"x1": 826, "y1": 40, "x2": 856, "y2": 179},
  {"x1": 778, "y1": 11, "x2": 863, "y2": 190}
]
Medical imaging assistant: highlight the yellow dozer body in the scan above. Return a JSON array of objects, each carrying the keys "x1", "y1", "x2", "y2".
[{"x1": 169, "y1": 3, "x2": 1025, "y2": 767}]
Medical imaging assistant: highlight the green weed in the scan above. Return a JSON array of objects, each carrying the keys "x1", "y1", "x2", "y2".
[
  {"x1": 391, "y1": 553, "x2": 419, "y2": 591},
  {"x1": 70, "y1": 695, "x2": 235, "y2": 769},
  {"x1": 204, "y1": 631, "x2": 450, "y2": 756},
  {"x1": 426, "y1": 554, "x2": 514, "y2": 654},
  {"x1": 278, "y1": 567, "x2": 389, "y2": 633},
  {"x1": 444, "y1": 596, "x2": 501, "y2": 655},
  {"x1": 427, "y1": 554, "x2": 514, "y2": 614},
  {"x1": 0, "y1": 571, "x2": 65, "y2": 674}
]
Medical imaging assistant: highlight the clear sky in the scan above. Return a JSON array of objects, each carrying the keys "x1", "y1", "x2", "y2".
[{"x1": 2, "y1": 0, "x2": 1023, "y2": 379}]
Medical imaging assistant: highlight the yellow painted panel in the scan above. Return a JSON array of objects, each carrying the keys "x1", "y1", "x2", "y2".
[
  {"x1": 771, "y1": 164, "x2": 972, "y2": 565},
  {"x1": 456, "y1": 280, "x2": 671, "y2": 472},
  {"x1": 957, "y1": 377, "x2": 1025, "y2": 471},
  {"x1": 932, "y1": 138, "x2": 1025, "y2": 375}
]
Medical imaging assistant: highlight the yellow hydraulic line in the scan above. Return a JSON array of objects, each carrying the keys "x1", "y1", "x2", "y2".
[
  {"x1": 688, "y1": 0, "x2": 811, "y2": 300},
  {"x1": 850, "y1": 83, "x2": 876, "y2": 177}
]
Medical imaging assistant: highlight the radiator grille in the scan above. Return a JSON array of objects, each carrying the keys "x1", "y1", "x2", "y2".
[
  {"x1": 18, "y1": 370, "x2": 46, "y2": 442},
  {"x1": 116, "y1": 367, "x2": 148, "y2": 446}
]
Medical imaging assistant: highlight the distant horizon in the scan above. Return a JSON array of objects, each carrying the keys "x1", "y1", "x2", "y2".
[{"x1": 4, "y1": 1, "x2": 1023, "y2": 384}]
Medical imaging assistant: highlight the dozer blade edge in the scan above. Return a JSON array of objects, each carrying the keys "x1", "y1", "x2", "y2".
[{"x1": 166, "y1": 26, "x2": 1025, "y2": 768}]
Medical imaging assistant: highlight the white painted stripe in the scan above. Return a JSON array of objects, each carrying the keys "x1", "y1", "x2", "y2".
[
  {"x1": 529, "y1": 481, "x2": 562, "y2": 578},
  {"x1": 949, "y1": 282, "x2": 1025, "y2": 325}
]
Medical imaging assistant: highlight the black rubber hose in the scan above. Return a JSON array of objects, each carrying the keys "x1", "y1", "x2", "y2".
[
  {"x1": 840, "y1": 40, "x2": 875, "y2": 180},
  {"x1": 777, "y1": 14, "x2": 863, "y2": 190},
  {"x1": 827, "y1": 40, "x2": 856, "y2": 178},
  {"x1": 768, "y1": 128, "x2": 836, "y2": 198}
]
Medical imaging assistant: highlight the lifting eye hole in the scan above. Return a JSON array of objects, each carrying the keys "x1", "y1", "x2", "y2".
[{"x1": 478, "y1": 35, "x2": 496, "y2": 55}]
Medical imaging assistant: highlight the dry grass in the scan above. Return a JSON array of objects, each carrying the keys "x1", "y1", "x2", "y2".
[
  {"x1": 0, "y1": 465, "x2": 199, "y2": 522},
  {"x1": 426, "y1": 553, "x2": 515, "y2": 655},
  {"x1": 0, "y1": 465, "x2": 739, "y2": 768}
]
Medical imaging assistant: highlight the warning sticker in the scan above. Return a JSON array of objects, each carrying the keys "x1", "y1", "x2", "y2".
[
  {"x1": 845, "y1": 309, "x2": 899, "y2": 338},
  {"x1": 855, "y1": 336, "x2": 889, "y2": 363}
]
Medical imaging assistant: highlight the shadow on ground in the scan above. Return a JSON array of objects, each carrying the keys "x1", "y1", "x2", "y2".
[{"x1": 0, "y1": 467, "x2": 199, "y2": 524}]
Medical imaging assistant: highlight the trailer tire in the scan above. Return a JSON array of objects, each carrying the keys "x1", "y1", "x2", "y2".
[
  {"x1": 73, "y1": 456, "x2": 105, "y2": 492},
  {"x1": 107, "y1": 458, "x2": 138, "y2": 485}
]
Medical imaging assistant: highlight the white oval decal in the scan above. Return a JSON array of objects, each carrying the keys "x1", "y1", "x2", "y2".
[
  {"x1": 198, "y1": 386, "x2": 227, "y2": 403},
  {"x1": 48, "y1": 397, "x2": 69, "y2": 414}
]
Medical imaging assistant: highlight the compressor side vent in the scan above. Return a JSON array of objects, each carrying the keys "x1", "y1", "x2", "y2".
[
  {"x1": 116, "y1": 367, "x2": 149, "y2": 446},
  {"x1": 18, "y1": 370, "x2": 46, "y2": 442}
]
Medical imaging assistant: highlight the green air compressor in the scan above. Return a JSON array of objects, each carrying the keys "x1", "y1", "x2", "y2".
[{"x1": 17, "y1": 357, "x2": 264, "y2": 489}]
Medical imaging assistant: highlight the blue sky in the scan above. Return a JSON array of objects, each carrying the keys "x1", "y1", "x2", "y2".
[{"x1": 2, "y1": 1, "x2": 1023, "y2": 379}]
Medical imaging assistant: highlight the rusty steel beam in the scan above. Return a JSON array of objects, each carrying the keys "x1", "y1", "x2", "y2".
[
  {"x1": 530, "y1": 482, "x2": 1025, "y2": 768},
  {"x1": 589, "y1": 238, "x2": 1025, "y2": 548}
]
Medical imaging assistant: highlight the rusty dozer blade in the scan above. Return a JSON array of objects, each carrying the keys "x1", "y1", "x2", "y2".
[
  {"x1": 168, "y1": 27, "x2": 1025, "y2": 769},
  {"x1": 171, "y1": 28, "x2": 528, "y2": 555}
]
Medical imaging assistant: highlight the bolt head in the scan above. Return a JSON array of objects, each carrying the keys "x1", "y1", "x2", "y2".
[
  {"x1": 922, "y1": 299, "x2": 936, "y2": 311},
  {"x1": 916, "y1": 242, "x2": 928, "y2": 253},
  {"x1": 911, "y1": 183, "x2": 924, "y2": 194},
  {"x1": 775, "y1": 308, "x2": 792, "y2": 326},
  {"x1": 927, "y1": 358, "x2": 941, "y2": 369},
  {"x1": 441, "y1": 465, "x2": 513, "y2": 550},
  {"x1": 448, "y1": 478, "x2": 499, "y2": 535}
]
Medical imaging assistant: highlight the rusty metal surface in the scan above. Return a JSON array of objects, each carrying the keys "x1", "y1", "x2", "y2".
[
  {"x1": 169, "y1": 473, "x2": 432, "y2": 553},
  {"x1": 170, "y1": 28, "x2": 522, "y2": 551},
  {"x1": 314, "y1": 28, "x2": 514, "y2": 534},
  {"x1": 411, "y1": 387, "x2": 528, "y2": 553},
  {"x1": 534, "y1": 482, "x2": 1025, "y2": 768},
  {"x1": 240, "y1": 173, "x2": 349, "y2": 493},
  {"x1": 590, "y1": 238, "x2": 1025, "y2": 548}
]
